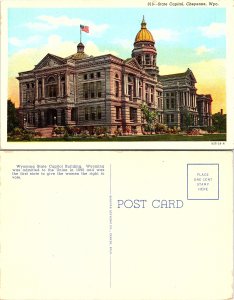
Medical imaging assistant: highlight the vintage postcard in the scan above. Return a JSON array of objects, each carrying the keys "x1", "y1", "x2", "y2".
[
  {"x1": 1, "y1": 0, "x2": 233, "y2": 149},
  {"x1": 0, "y1": 150, "x2": 233, "y2": 299}
]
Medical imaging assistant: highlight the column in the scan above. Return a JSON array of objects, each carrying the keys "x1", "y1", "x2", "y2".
[
  {"x1": 58, "y1": 74, "x2": 61, "y2": 97},
  {"x1": 124, "y1": 74, "x2": 128, "y2": 95},
  {"x1": 135, "y1": 78, "x2": 139, "y2": 97},
  {"x1": 177, "y1": 112, "x2": 181, "y2": 128},
  {"x1": 142, "y1": 80, "x2": 145, "y2": 101},
  {"x1": 182, "y1": 91, "x2": 185, "y2": 106},
  {"x1": 176, "y1": 91, "x2": 179, "y2": 110},
  {"x1": 187, "y1": 91, "x2": 190, "y2": 107},
  {"x1": 66, "y1": 73, "x2": 70, "y2": 96},
  {"x1": 42, "y1": 77, "x2": 45, "y2": 98},
  {"x1": 35, "y1": 79, "x2": 38, "y2": 100}
]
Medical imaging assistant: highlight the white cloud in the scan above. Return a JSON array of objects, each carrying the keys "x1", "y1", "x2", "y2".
[
  {"x1": 112, "y1": 38, "x2": 132, "y2": 49},
  {"x1": 9, "y1": 35, "x2": 41, "y2": 47},
  {"x1": 151, "y1": 28, "x2": 179, "y2": 41},
  {"x1": 85, "y1": 41, "x2": 118, "y2": 57},
  {"x1": 199, "y1": 23, "x2": 226, "y2": 38},
  {"x1": 25, "y1": 21, "x2": 55, "y2": 31},
  {"x1": 195, "y1": 45, "x2": 214, "y2": 55},
  {"x1": 25, "y1": 15, "x2": 109, "y2": 36}
]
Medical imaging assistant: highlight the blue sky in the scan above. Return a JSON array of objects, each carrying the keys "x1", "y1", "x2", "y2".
[
  {"x1": 8, "y1": 8, "x2": 226, "y2": 62},
  {"x1": 8, "y1": 7, "x2": 226, "y2": 112}
]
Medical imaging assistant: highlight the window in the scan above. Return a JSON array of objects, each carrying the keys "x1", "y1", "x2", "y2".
[
  {"x1": 46, "y1": 76, "x2": 57, "y2": 98},
  {"x1": 96, "y1": 81, "x2": 102, "y2": 98},
  {"x1": 84, "y1": 74, "x2": 87, "y2": 80},
  {"x1": 166, "y1": 99, "x2": 169, "y2": 109},
  {"x1": 137, "y1": 55, "x2": 141, "y2": 65},
  {"x1": 116, "y1": 107, "x2": 121, "y2": 120},
  {"x1": 85, "y1": 107, "x2": 89, "y2": 120},
  {"x1": 97, "y1": 72, "x2": 101, "y2": 78},
  {"x1": 145, "y1": 85, "x2": 149, "y2": 102},
  {"x1": 128, "y1": 85, "x2": 133, "y2": 99},
  {"x1": 151, "y1": 88, "x2": 154, "y2": 102},
  {"x1": 90, "y1": 73, "x2": 94, "y2": 79},
  {"x1": 90, "y1": 107, "x2": 95, "y2": 120},
  {"x1": 90, "y1": 82, "x2": 95, "y2": 98},
  {"x1": 130, "y1": 107, "x2": 137, "y2": 122},
  {"x1": 145, "y1": 54, "x2": 150, "y2": 65},
  {"x1": 38, "y1": 80, "x2": 42, "y2": 99},
  {"x1": 171, "y1": 114, "x2": 174, "y2": 122},
  {"x1": 115, "y1": 81, "x2": 119, "y2": 97},
  {"x1": 83, "y1": 83, "x2": 88, "y2": 99},
  {"x1": 97, "y1": 106, "x2": 102, "y2": 120},
  {"x1": 139, "y1": 81, "x2": 142, "y2": 98},
  {"x1": 171, "y1": 99, "x2": 175, "y2": 109}
]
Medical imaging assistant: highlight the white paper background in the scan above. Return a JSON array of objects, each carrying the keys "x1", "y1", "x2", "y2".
[{"x1": 0, "y1": 151, "x2": 232, "y2": 300}]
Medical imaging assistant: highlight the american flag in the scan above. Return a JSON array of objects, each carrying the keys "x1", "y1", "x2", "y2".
[{"x1": 80, "y1": 25, "x2": 89, "y2": 33}]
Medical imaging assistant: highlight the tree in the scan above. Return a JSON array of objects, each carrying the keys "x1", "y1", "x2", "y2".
[
  {"x1": 180, "y1": 108, "x2": 192, "y2": 131},
  {"x1": 212, "y1": 112, "x2": 226, "y2": 132},
  {"x1": 7, "y1": 99, "x2": 19, "y2": 133},
  {"x1": 141, "y1": 104, "x2": 158, "y2": 134}
]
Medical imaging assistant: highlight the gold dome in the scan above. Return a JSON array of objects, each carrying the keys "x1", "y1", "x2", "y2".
[{"x1": 135, "y1": 16, "x2": 154, "y2": 43}]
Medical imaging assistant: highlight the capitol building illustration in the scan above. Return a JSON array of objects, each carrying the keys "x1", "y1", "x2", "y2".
[{"x1": 17, "y1": 17, "x2": 212, "y2": 133}]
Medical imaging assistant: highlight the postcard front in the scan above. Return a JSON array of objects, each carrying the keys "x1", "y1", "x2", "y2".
[{"x1": 1, "y1": 0, "x2": 233, "y2": 149}]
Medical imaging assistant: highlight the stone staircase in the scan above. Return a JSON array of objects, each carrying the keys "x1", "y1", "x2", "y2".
[{"x1": 34, "y1": 127, "x2": 54, "y2": 138}]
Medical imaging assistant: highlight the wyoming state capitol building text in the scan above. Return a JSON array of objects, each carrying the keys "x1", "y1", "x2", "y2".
[{"x1": 17, "y1": 17, "x2": 212, "y2": 134}]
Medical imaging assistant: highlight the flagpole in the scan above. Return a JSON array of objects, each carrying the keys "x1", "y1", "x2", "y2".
[{"x1": 80, "y1": 26, "x2": 82, "y2": 43}]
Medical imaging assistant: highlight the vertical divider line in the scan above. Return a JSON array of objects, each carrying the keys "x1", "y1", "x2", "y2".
[{"x1": 109, "y1": 164, "x2": 112, "y2": 288}]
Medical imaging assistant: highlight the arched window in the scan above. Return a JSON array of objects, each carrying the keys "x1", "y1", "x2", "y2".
[{"x1": 46, "y1": 76, "x2": 57, "y2": 98}]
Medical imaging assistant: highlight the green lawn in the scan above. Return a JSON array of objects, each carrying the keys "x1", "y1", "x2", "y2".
[{"x1": 8, "y1": 133, "x2": 226, "y2": 142}]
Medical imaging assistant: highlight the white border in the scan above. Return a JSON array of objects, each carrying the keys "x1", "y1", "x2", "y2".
[{"x1": 1, "y1": 0, "x2": 234, "y2": 150}]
